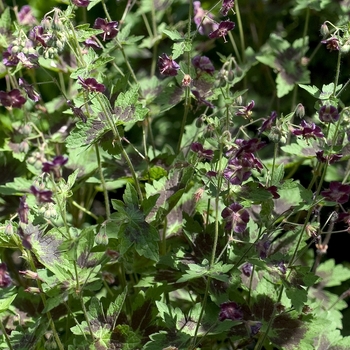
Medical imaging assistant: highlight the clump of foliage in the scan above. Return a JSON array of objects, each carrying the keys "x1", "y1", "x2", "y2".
[{"x1": 1, "y1": 0, "x2": 350, "y2": 349}]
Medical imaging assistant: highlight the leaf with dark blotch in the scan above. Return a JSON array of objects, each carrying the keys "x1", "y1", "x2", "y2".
[
  {"x1": 31, "y1": 227, "x2": 63, "y2": 268},
  {"x1": 270, "y1": 313, "x2": 307, "y2": 349}
]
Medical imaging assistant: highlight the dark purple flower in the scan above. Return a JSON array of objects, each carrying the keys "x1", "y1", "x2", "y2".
[
  {"x1": 221, "y1": 0, "x2": 235, "y2": 16},
  {"x1": 222, "y1": 203, "x2": 249, "y2": 233},
  {"x1": 93, "y1": 18, "x2": 118, "y2": 41},
  {"x1": 321, "y1": 181, "x2": 350, "y2": 204},
  {"x1": 224, "y1": 156, "x2": 253, "y2": 185},
  {"x1": 236, "y1": 100, "x2": 255, "y2": 119},
  {"x1": 158, "y1": 53, "x2": 180, "y2": 76},
  {"x1": 209, "y1": 20, "x2": 235, "y2": 43},
  {"x1": 2, "y1": 47, "x2": 20, "y2": 67},
  {"x1": 84, "y1": 37, "x2": 101, "y2": 50},
  {"x1": 42, "y1": 155, "x2": 68, "y2": 178},
  {"x1": 19, "y1": 78, "x2": 40, "y2": 102},
  {"x1": 292, "y1": 120, "x2": 324, "y2": 139},
  {"x1": 0, "y1": 263, "x2": 12, "y2": 288},
  {"x1": 318, "y1": 105, "x2": 339, "y2": 123},
  {"x1": 192, "y1": 56, "x2": 215, "y2": 75},
  {"x1": 67, "y1": 100, "x2": 87, "y2": 123},
  {"x1": 29, "y1": 26, "x2": 49, "y2": 47},
  {"x1": 78, "y1": 77, "x2": 105, "y2": 93},
  {"x1": 193, "y1": 1, "x2": 218, "y2": 36},
  {"x1": 321, "y1": 36, "x2": 340, "y2": 51},
  {"x1": 242, "y1": 262, "x2": 253, "y2": 277},
  {"x1": 338, "y1": 211, "x2": 350, "y2": 230},
  {"x1": 249, "y1": 321, "x2": 262, "y2": 336},
  {"x1": 316, "y1": 151, "x2": 342, "y2": 164},
  {"x1": 276, "y1": 261, "x2": 286, "y2": 274},
  {"x1": 256, "y1": 235, "x2": 271, "y2": 259},
  {"x1": 190, "y1": 142, "x2": 214, "y2": 160},
  {"x1": 18, "y1": 5, "x2": 36, "y2": 25},
  {"x1": 258, "y1": 111, "x2": 277, "y2": 135},
  {"x1": 73, "y1": 0, "x2": 90, "y2": 6},
  {"x1": 17, "y1": 52, "x2": 39, "y2": 69},
  {"x1": 191, "y1": 90, "x2": 214, "y2": 108},
  {"x1": 0, "y1": 89, "x2": 26, "y2": 108},
  {"x1": 219, "y1": 301, "x2": 243, "y2": 321},
  {"x1": 18, "y1": 196, "x2": 29, "y2": 224},
  {"x1": 30, "y1": 186, "x2": 54, "y2": 204},
  {"x1": 234, "y1": 138, "x2": 265, "y2": 157}
]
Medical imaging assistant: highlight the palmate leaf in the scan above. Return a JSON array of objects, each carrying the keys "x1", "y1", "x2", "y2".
[{"x1": 109, "y1": 184, "x2": 159, "y2": 261}]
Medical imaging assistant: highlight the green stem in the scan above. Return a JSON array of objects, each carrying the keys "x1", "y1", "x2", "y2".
[
  {"x1": 234, "y1": 0, "x2": 246, "y2": 63},
  {"x1": 0, "y1": 319, "x2": 14, "y2": 350},
  {"x1": 333, "y1": 51, "x2": 342, "y2": 95},
  {"x1": 95, "y1": 144, "x2": 111, "y2": 219},
  {"x1": 26, "y1": 252, "x2": 65, "y2": 350}
]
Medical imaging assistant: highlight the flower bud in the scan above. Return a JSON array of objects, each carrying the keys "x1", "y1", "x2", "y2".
[
  {"x1": 320, "y1": 22, "x2": 329, "y2": 37},
  {"x1": 295, "y1": 103, "x2": 305, "y2": 118}
]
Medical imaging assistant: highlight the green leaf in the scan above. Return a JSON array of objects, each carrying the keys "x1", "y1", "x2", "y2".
[
  {"x1": 123, "y1": 183, "x2": 139, "y2": 207},
  {"x1": 284, "y1": 282, "x2": 307, "y2": 312},
  {"x1": 0, "y1": 7, "x2": 11, "y2": 32},
  {"x1": 276, "y1": 73, "x2": 294, "y2": 98},
  {"x1": 316, "y1": 259, "x2": 350, "y2": 287},
  {"x1": 163, "y1": 29, "x2": 183, "y2": 41},
  {"x1": 172, "y1": 41, "x2": 191, "y2": 60},
  {"x1": 0, "y1": 289, "x2": 16, "y2": 313},
  {"x1": 298, "y1": 84, "x2": 321, "y2": 98}
]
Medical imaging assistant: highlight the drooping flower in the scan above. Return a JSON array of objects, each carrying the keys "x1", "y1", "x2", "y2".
[
  {"x1": 192, "y1": 56, "x2": 215, "y2": 75},
  {"x1": 0, "y1": 89, "x2": 26, "y2": 108},
  {"x1": 93, "y1": 18, "x2": 118, "y2": 41},
  {"x1": 67, "y1": 100, "x2": 87, "y2": 123},
  {"x1": 0, "y1": 263, "x2": 12, "y2": 288},
  {"x1": 321, "y1": 181, "x2": 350, "y2": 204},
  {"x1": 30, "y1": 186, "x2": 54, "y2": 204},
  {"x1": 78, "y1": 77, "x2": 105, "y2": 93},
  {"x1": 193, "y1": 1, "x2": 218, "y2": 36},
  {"x1": 18, "y1": 196, "x2": 29, "y2": 224},
  {"x1": 191, "y1": 90, "x2": 214, "y2": 108},
  {"x1": 236, "y1": 100, "x2": 255, "y2": 119},
  {"x1": 258, "y1": 111, "x2": 277, "y2": 135},
  {"x1": 17, "y1": 52, "x2": 39, "y2": 69},
  {"x1": 209, "y1": 20, "x2": 235, "y2": 43},
  {"x1": 316, "y1": 151, "x2": 342, "y2": 164},
  {"x1": 72, "y1": 0, "x2": 90, "y2": 7},
  {"x1": 321, "y1": 36, "x2": 340, "y2": 51},
  {"x1": 42, "y1": 155, "x2": 68, "y2": 179},
  {"x1": 255, "y1": 235, "x2": 271, "y2": 259},
  {"x1": 219, "y1": 301, "x2": 243, "y2": 321},
  {"x1": 292, "y1": 120, "x2": 324, "y2": 139},
  {"x1": 19, "y1": 78, "x2": 41, "y2": 102},
  {"x1": 318, "y1": 105, "x2": 339, "y2": 123},
  {"x1": 29, "y1": 26, "x2": 50, "y2": 47},
  {"x1": 18, "y1": 5, "x2": 36, "y2": 25},
  {"x1": 190, "y1": 142, "x2": 214, "y2": 160},
  {"x1": 241, "y1": 262, "x2": 253, "y2": 277},
  {"x1": 84, "y1": 37, "x2": 101, "y2": 50},
  {"x1": 158, "y1": 53, "x2": 180, "y2": 76},
  {"x1": 221, "y1": 0, "x2": 235, "y2": 16},
  {"x1": 222, "y1": 203, "x2": 250, "y2": 233}
]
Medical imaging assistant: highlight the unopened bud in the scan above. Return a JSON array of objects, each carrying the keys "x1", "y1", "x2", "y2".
[
  {"x1": 320, "y1": 22, "x2": 329, "y2": 37},
  {"x1": 25, "y1": 287, "x2": 41, "y2": 294},
  {"x1": 295, "y1": 103, "x2": 305, "y2": 118},
  {"x1": 95, "y1": 227, "x2": 108, "y2": 245},
  {"x1": 19, "y1": 270, "x2": 40, "y2": 280}
]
